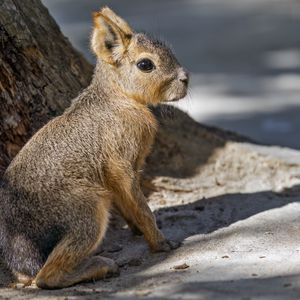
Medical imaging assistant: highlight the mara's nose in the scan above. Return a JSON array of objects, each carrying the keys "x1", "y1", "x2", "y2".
[{"x1": 178, "y1": 68, "x2": 189, "y2": 86}]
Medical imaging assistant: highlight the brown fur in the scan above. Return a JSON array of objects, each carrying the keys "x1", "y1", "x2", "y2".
[{"x1": 0, "y1": 6, "x2": 189, "y2": 289}]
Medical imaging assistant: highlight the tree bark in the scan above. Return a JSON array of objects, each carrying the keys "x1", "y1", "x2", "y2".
[{"x1": 0, "y1": 0, "x2": 93, "y2": 176}]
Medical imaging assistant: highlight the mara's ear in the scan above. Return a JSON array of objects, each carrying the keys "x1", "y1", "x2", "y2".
[{"x1": 91, "y1": 7, "x2": 133, "y2": 64}]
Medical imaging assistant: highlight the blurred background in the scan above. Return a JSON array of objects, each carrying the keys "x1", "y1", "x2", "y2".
[{"x1": 42, "y1": 0, "x2": 300, "y2": 149}]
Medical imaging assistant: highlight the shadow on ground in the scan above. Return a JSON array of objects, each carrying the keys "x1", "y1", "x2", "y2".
[
  {"x1": 145, "y1": 106, "x2": 253, "y2": 180},
  {"x1": 1, "y1": 183, "x2": 300, "y2": 299},
  {"x1": 201, "y1": 104, "x2": 300, "y2": 150}
]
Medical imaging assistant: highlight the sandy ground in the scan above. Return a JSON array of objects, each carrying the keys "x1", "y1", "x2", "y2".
[
  {"x1": 1, "y1": 109, "x2": 300, "y2": 299},
  {"x1": 42, "y1": 0, "x2": 300, "y2": 149}
]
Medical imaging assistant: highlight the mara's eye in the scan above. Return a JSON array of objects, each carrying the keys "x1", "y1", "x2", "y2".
[{"x1": 136, "y1": 58, "x2": 155, "y2": 72}]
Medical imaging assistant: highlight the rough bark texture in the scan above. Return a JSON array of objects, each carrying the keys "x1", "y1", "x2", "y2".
[{"x1": 0, "y1": 0, "x2": 93, "y2": 176}]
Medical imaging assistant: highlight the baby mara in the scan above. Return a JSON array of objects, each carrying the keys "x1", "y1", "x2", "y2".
[{"x1": 0, "y1": 7, "x2": 189, "y2": 289}]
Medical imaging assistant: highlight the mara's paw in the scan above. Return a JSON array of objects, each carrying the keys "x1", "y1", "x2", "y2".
[
  {"x1": 102, "y1": 257, "x2": 120, "y2": 278},
  {"x1": 151, "y1": 239, "x2": 181, "y2": 253}
]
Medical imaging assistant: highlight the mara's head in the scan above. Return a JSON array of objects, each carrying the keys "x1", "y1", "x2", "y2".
[{"x1": 91, "y1": 7, "x2": 189, "y2": 105}]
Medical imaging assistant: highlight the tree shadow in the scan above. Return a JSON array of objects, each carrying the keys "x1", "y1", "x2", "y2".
[
  {"x1": 202, "y1": 104, "x2": 300, "y2": 150},
  {"x1": 1, "y1": 184, "x2": 300, "y2": 298},
  {"x1": 145, "y1": 105, "x2": 253, "y2": 181},
  {"x1": 133, "y1": 274, "x2": 300, "y2": 299}
]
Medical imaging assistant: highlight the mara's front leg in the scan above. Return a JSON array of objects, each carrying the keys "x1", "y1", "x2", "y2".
[{"x1": 111, "y1": 171, "x2": 179, "y2": 252}]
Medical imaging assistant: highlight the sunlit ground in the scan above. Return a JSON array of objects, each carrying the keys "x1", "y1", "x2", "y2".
[{"x1": 42, "y1": 0, "x2": 300, "y2": 149}]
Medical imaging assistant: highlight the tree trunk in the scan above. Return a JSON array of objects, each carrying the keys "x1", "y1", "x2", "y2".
[{"x1": 0, "y1": 0, "x2": 93, "y2": 176}]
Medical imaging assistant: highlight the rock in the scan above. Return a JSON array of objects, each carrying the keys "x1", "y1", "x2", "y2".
[{"x1": 173, "y1": 263, "x2": 190, "y2": 270}]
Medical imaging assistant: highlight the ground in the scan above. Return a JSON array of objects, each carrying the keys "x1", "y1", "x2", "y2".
[{"x1": 1, "y1": 109, "x2": 300, "y2": 299}]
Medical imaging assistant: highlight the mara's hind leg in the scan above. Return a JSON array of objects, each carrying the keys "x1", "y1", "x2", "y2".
[
  {"x1": 36, "y1": 245, "x2": 119, "y2": 289},
  {"x1": 36, "y1": 191, "x2": 118, "y2": 289}
]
